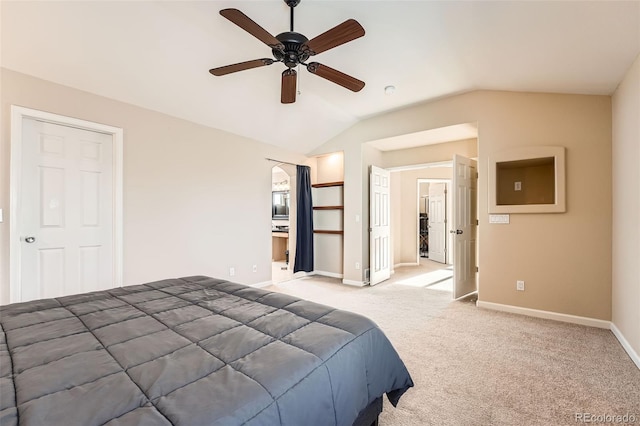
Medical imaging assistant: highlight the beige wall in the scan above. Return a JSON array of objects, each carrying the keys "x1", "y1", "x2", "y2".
[
  {"x1": 0, "y1": 69, "x2": 308, "y2": 305},
  {"x1": 419, "y1": 183, "x2": 429, "y2": 213},
  {"x1": 612, "y1": 53, "x2": 640, "y2": 360},
  {"x1": 315, "y1": 152, "x2": 344, "y2": 184},
  {"x1": 382, "y1": 138, "x2": 478, "y2": 169},
  {"x1": 311, "y1": 90, "x2": 612, "y2": 320}
]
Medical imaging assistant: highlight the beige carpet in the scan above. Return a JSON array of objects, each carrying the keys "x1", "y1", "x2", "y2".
[{"x1": 267, "y1": 269, "x2": 640, "y2": 426}]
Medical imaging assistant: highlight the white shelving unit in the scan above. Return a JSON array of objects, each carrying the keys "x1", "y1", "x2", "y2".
[{"x1": 312, "y1": 181, "x2": 344, "y2": 276}]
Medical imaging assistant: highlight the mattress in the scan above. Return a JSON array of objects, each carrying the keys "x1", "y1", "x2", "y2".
[{"x1": 0, "y1": 276, "x2": 413, "y2": 425}]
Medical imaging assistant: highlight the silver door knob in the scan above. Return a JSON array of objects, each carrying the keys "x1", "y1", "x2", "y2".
[
  {"x1": 25, "y1": 237, "x2": 36, "y2": 243},
  {"x1": 449, "y1": 230, "x2": 463, "y2": 235}
]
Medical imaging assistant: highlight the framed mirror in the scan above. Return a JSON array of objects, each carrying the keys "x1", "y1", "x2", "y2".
[
  {"x1": 488, "y1": 146, "x2": 566, "y2": 213},
  {"x1": 272, "y1": 191, "x2": 290, "y2": 219}
]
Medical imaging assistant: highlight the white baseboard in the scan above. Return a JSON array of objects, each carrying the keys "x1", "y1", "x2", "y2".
[
  {"x1": 476, "y1": 301, "x2": 611, "y2": 329},
  {"x1": 311, "y1": 270, "x2": 344, "y2": 279},
  {"x1": 309, "y1": 271, "x2": 365, "y2": 286},
  {"x1": 342, "y1": 279, "x2": 366, "y2": 287},
  {"x1": 477, "y1": 301, "x2": 639, "y2": 371},
  {"x1": 610, "y1": 322, "x2": 640, "y2": 370}
]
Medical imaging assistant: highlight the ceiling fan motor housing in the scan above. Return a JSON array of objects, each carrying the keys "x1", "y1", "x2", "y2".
[{"x1": 273, "y1": 32, "x2": 310, "y2": 68}]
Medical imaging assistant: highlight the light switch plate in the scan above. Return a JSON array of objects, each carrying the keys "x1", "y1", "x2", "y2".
[{"x1": 489, "y1": 214, "x2": 510, "y2": 224}]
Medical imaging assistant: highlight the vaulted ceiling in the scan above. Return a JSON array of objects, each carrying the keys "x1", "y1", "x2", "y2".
[{"x1": 2, "y1": 1, "x2": 639, "y2": 153}]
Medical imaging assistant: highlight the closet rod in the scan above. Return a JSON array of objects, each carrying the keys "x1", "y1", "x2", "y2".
[{"x1": 265, "y1": 158, "x2": 303, "y2": 167}]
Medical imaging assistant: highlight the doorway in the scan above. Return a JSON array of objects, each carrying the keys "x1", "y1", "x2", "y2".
[
  {"x1": 418, "y1": 179, "x2": 452, "y2": 264},
  {"x1": 388, "y1": 157, "x2": 477, "y2": 299},
  {"x1": 366, "y1": 123, "x2": 479, "y2": 298},
  {"x1": 271, "y1": 165, "x2": 295, "y2": 284},
  {"x1": 9, "y1": 106, "x2": 123, "y2": 303}
]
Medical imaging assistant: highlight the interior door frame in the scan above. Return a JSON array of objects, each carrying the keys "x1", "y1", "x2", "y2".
[
  {"x1": 416, "y1": 178, "x2": 451, "y2": 264},
  {"x1": 270, "y1": 163, "x2": 297, "y2": 284},
  {"x1": 9, "y1": 105, "x2": 124, "y2": 303}
]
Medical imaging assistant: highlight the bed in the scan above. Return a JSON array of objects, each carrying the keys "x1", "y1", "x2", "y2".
[{"x1": 0, "y1": 276, "x2": 413, "y2": 425}]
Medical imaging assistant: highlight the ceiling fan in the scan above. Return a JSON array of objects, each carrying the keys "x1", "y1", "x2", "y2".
[{"x1": 209, "y1": 0, "x2": 365, "y2": 104}]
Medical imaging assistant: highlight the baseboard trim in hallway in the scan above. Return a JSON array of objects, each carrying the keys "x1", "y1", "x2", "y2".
[{"x1": 611, "y1": 322, "x2": 640, "y2": 370}]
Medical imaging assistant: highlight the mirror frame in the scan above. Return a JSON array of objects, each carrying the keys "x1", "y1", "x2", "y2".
[{"x1": 488, "y1": 146, "x2": 566, "y2": 214}]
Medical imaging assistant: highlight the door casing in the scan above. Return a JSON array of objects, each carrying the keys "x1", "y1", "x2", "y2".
[{"x1": 9, "y1": 105, "x2": 124, "y2": 303}]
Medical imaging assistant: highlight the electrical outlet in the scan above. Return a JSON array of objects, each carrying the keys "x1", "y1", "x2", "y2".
[
  {"x1": 229, "y1": 267, "x2": 235, "y2": 277},
  {"x1": 252, "y1": 264, "x2": 257, "y2": 273},
  {"x1": 516, "y1": 280, "x2": 525, "y2": 291},
  {"x1": 355, "y1": 262, "x2": 360, "y2": 270},
  {"x1": 514, "y1": 181, "x2": 522, "y2": 191}
]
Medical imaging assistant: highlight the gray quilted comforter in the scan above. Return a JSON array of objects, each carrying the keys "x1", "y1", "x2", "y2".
[{"x1": 0, "y1": 276, "x2": 413, "y2": 425}]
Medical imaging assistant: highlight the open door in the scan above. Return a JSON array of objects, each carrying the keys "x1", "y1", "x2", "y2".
[
  {"x1": 428, "y1": 183, "x2": 447, "y2": 264},
  {"x1": 369, "y1": 165, "x2": 391, "y2": 285},
  {"x1": 452, "y1": 154, "x2": 478, "y2": 299}
]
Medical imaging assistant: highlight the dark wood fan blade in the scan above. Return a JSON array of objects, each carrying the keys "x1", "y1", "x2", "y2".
[
  {"x1": 220, "y1": 9, "x2": 284, "y2": 50},
  {"x1": 209, "y1": 59, "x2": 274, "y2": 76},
  {"x1": 304, "y1": 19, "x2": 365, "y2": 55},
  {"x1": 281, "y1": 69, "x2": 297, "y2": 104},
  {"x1": 306, "y1": 62, "x2": 365, "y2": 92}
]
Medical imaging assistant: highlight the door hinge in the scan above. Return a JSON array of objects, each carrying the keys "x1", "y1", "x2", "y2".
[
  {"x1": 476, "y1": 219, "x2": 479, "y2": 225},
  {"x1": 476, "y1": 266, "x2": 479, "y2": 272}
]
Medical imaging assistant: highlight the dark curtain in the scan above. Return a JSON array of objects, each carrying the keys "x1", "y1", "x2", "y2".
[{"x1": 294, "y1": 165, "x2": 314, "y2": 273}]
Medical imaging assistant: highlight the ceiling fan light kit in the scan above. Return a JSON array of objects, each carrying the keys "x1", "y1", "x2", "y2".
[{"x1": 209, "y1": 0, "x2": 365, "y2": 104}]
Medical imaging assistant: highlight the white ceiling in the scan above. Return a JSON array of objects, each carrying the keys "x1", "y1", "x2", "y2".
[{"x1": 2, "y1": 1, "x2": 639, "y2": 154}]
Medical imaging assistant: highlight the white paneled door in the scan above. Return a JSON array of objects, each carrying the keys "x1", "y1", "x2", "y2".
[
  {"x1": 369, "y1": 165, "x2": 391, "y2": 286},
  {"x1": 452, "y1": 154, "x2": 478, "y2": 299},
  {"x1": 428, "y1": 183, "x2": 447, "y2": 264},
  {"x1": 18, "y1": 118, "x2": 115, "y2": 302}
]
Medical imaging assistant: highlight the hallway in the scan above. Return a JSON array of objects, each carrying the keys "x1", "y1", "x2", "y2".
[{"x1": 392, "y1": 258, "x2": 453, "y2": 292}]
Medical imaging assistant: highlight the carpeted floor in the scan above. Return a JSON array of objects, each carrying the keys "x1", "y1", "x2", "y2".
[{"x1": 267, "y1": 266, "x2": 640, "y2": 426}]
